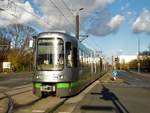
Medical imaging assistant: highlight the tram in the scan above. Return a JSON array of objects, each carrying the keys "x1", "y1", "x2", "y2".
[{"x1": 32, "y1": 32, "x2": 105, "y2": 97}]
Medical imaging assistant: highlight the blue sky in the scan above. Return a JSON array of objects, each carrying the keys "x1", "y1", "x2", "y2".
[{"x1": 82, "y1": 0, "x2": 150, "y2": 58}]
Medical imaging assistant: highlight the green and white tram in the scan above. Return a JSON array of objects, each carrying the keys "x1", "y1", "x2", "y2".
[{"x1": 32, "y1": 32, "x2": 105, "y2": 97}]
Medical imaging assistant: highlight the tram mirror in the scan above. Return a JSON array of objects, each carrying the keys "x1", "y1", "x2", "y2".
[
  {"x1": 29, "y1": 39, "x2": 33, "y2": 48},
  {"x1": 29, "y1": 36, "x2": 36, "y2": 48},
  {"x1": 33, "y1": 36, "x2": 37, "y2": 39}
]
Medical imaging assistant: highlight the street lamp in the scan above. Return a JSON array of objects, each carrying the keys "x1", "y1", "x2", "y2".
[
  {"x1": 0, "y1": 8, "x2": 4, "y2": 11},
  {"x1": 79, "y1": 34, "x2": 88, "y2": 42},
  {"x1": 79, "y1": 8, "x2": 84, "y2": 11}
]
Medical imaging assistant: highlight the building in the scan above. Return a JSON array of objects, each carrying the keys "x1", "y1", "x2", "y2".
[{"x1": 119, "y1": 55, "x2": 137, "y2": 63}]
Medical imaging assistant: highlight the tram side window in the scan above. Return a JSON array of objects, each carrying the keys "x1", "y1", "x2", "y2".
[
  {"x1": 79, "y1": 51, "x2": 83, "y2": 68},
  {"x1": 73, "y1": 48, "x2": 78, "y2": 67},
  {"x1": 66, "y1": 42, "x2": 73, "y2": 68}
]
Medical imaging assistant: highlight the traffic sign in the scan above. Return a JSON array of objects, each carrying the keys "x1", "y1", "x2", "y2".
[{"x1": 112, "y1": 71, "x2": 118, "y2": 77}]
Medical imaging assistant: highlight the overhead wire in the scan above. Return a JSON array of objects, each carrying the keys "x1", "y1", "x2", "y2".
[
  {"x1": 10, "y1": 1, "x2": 52, "y2": 30},
  {"x1": 61, "y1": 0, "x2": 74, "y2": 17},
  {"x1": 47, "y1": 0, "x2": 103, "y2": 56},
  {"x1": 0, "y1": 0, "x2": 53, "y2": 30},
  {"x1": 61, "y1": 0, "x2": 81, "y2": 33},
  {"x1": 1, "y1": 0, "x2": 76, "y2": 31},
  {"x1": 48, "y1": 0, "x2": 75, "y2": 31}
]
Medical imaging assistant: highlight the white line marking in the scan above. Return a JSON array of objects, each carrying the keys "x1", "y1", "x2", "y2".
[{"x1": 32, "y1": 110, "x2": 45, "y2": 113}]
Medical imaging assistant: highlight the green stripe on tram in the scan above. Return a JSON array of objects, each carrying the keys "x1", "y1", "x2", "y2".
[
  {"x1": 34, "y1": 83, "x2": 42, "y2": 88},
  {"x1": 56, "y1": 83, "x2": 70, "y2": 88},
  {"x1": 57, "y1": 81, "x2": 80, "y2": 89},
  {"x1": 71, "y1": 81, "x2": 81, "y2": 88}
]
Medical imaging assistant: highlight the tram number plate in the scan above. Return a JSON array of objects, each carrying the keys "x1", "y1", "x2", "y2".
[{"x1": 41, "y1": 85, "x2": 55, "y2": 92}]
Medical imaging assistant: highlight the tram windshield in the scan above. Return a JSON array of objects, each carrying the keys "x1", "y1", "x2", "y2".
[{"x1": 37, "y1": 38, "x2": 64, "y2": 71}]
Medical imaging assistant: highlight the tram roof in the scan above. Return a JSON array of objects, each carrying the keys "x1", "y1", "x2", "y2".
[
  {"x1": 38, "y1": 32, "x2": 76, "y2": 40},
  {"x1": 37, "y1": 32, "x2": 93, "y2": 54},
  {"x1": 78, "y1": 42, "x2": 93, "y2": 54}
]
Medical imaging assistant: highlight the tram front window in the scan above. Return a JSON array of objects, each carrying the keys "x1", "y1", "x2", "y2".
[{"x1": 37, "y1": 38, "x2": 64, "y2": 71}]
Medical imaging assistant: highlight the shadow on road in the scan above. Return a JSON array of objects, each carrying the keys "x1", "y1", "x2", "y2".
[
  {"x1": 81, "y1": 105, "x2": 114, "y2": 111},
  {"x1": 90, "y1": 82, "x2": 130, "y2": 113},
  {"x1": 14, "y1": 97, "x2": 42, "y2": 111}
]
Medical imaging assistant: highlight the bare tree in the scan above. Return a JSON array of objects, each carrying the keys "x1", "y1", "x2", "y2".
[
  {"x1": 0, "y1": 24, "x2": 37, "y2": 72},
  {"x1": 0, "y1": 31, "x2": 10, "y2": 71}
]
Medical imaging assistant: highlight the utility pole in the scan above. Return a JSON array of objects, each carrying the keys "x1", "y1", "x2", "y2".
[
  {"x1": 75, "y1": 8, "x2": 84, "y2": 40},
  {"x1": 138, "y1": 37, "x2": 140, "y2": 73},
  {"x1": 76, "y1": 14, "x2": 79, "y2": 39},
  {"x1": 148, "y1": 42, "x2": 150, "y2": 52},
  {"x1": 112, "y1": 56, "x2": 114, "y2": 70}
]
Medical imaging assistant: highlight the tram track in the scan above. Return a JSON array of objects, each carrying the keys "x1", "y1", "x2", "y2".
[
  {"x1": 0, "y1": 91, "x2": 14, "y2": 113},
  {"x1": 46, "y1": 98, "x2": 68, "y2": 113},
  {"x1": 0, "y1": 84, "x2": 68, "y2": 113},
  {"x1": 0, "y1": 84, "x2": 32, "y2": 99},
  {"x1": 0, "y1": 90, "x2": 67, "y2": 113},
  {"x1": 13, "y1": 96, "x2": 67, "y2": 113},
  {"x1": 0, "y1": 89, "x2": 32, "y2": 100},
  {"x1": 0, "y1": 72, "x2": 109, "y2": 113}
]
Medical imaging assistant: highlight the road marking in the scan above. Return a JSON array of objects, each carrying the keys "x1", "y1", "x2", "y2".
[
  {"x1": 58, "y1": 112, "x2": 70, "y2": 113},
  {"x1": 32, "y1": 110, "x2": 45, "y2": 113}
]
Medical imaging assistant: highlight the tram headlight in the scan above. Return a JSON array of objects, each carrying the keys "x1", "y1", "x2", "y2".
[
  {"x1": 59, "y1": 75, "x2": 64, "y2": 79},
  {"x1": 36, "y1": 74, "x2": 42, "y2": 79},
  {"x1": 36, "y1": 75, "x2": 39, "y2": 79},
  {"x1": 57, "y1": 75, "x2": 63, "y2": 80},
  {"x1": 54, "y1": 74, "x2": 64, "y2": 80}
]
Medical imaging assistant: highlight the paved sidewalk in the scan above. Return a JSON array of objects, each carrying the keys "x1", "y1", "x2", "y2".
[
  {"x1": 0, "y1": 72, "x2": 32, "y2": 77},
  {"x1": 129, "y1": 70, "x2": 150, "y2": 78},
  {"x1": 54, "y1": 71, "x2": 124, "y2": 113}
]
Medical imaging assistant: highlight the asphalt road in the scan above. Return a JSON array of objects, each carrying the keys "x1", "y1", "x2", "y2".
[
  {"x1": 1, "y1": 71, "x2": 150, "y2": 113},
  {"x1": 55, "y1": 71, "x2": 150, "y2": 113},
  {"x1": 0, "y1": 72, "x2": 33, "y2": 90},
  {"x1": 118, "y1": 70, "x2": 150, "y2": 88}
]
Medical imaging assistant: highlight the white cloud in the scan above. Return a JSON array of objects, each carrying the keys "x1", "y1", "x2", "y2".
[
  {"x1": 108, "y1": 15, "x2": 125, "y2": 31},
  {"x1": 32, "y1": 0, "x2": 115, "y2": 32},
  {"x1": 0, "y1": 1, "x2": 50, "y2": 30},
  {"x1": 86, "y1": 14, "x2": 125, "y2": 36},
  {"x1": 132, "y1": 9, "x2": 150, "y2": 33},
  {"x1": 0, "y1": 0, "x2": 115, "y2": 34},
  {"x1": 96, "y1": 0, "x2": 114, "y2": 6},
  {"x1": 0, "y1": 1, "x2": 35, "y2": 26},
  {"x1": 0, "y1": 11, "x2": 16, "y2": 26},
  {"x1": 16, "y1": 1, "x2": 35, "y2": 24}
]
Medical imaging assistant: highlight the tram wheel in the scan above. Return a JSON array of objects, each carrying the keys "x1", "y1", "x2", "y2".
[{"x1": 41, "y1": 92, "x2": 49, "y2": 98}]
